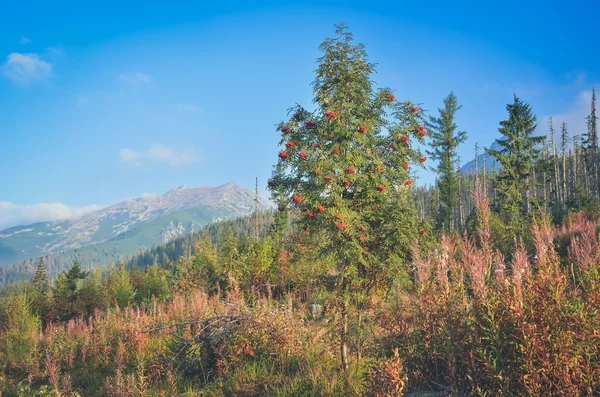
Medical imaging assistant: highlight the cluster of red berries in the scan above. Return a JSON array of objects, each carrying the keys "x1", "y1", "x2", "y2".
[
  {"x1": 305, "y1": 120, "x2": 315, "y2": 127},
  {"x1": 324, "y1": 111, "x2": 336, "y2": 119},
  {"x1": 359, "y1": 125, "x2": 367, "y2": 133}
]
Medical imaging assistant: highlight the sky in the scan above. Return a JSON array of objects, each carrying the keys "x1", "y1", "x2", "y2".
[{"x1": 1, "y1": 0, "x2": 599, "y2": 229}]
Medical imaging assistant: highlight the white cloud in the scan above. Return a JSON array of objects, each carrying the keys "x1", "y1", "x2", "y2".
[
  {"x1": 19, "y1": 36, "x2": 32, "y2": 44},
  {"x1": 0, "y1": 202, "x2": 105, "y2": 230},
  {"x1": 119, "y1": 144, "x2": 199, "y2": 168},
  {"x1": 2, "y1": 52, "x2": 52, "y2": 85},
  {"x1": 118, "y1": 72, "x2": 152, "y2": 85},
  {"x1": 539, "y1": 89, "x2": 595, "y2": 142}
]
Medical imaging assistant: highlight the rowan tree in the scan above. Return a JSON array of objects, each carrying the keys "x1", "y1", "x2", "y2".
[{"x1": 267, "y1": 23, "x2": 424, "y2": 371}]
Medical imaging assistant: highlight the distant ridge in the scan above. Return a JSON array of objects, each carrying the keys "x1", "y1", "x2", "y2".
[{"x1": 0, "y1": 183, "x2": 270, "y2": 267}]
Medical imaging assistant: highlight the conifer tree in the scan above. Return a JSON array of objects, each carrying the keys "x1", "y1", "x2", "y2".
[
  {"x1": 486, "y1": 95, "x2": 544, "y2": 223},
  {"x1": 31, "y1": 257, "x2": 49, "y2": 295},
  {"x1": 426, "y1": 92, "x2": 467, "y2": 232},
  {"x1": 268, "y1": 23, "x2": 423, "y2": 371}
]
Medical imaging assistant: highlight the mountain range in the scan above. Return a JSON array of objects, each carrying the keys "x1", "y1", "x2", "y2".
[
  {"x1": 0, "y1": 183, "x2": 269, "y2": 268},
  {"x1": 460, "y1": 141, "x2": 502, "y2": 174}
]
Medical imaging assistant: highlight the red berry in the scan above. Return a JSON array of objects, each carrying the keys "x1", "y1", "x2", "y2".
[
  {"x1": 317, "y1": 205, "x2": 325, "y2": 213},
  {"x1": 305, "y1": 120, "x2": 315, "y2": 127},
  {"x1": 377, "y1": 184, "x2": 386, "y2": 192},
  {"x1": 419, "y1": 230, "x2": 426, "y2": 236},
  {"x1": 386, "y1": 143, "x2": 395, "y2": 149},
  {"x1": 347, "y1": 166, "x2": 356, "y2": 174},
  {"x1": 332, "y1": 150, "x2": 340, "y2": 156},
  {"x1": 343, "y1": 180, "x2": 351, "y2": 187},
  {"x1": 388, "y1": 94, "x2": 396, "y2": 101},
  {"x1": 379, "y1": 166, "x2": 385, "y2": 172},
  {"x1": 279, "y1": 151, "x2": 288, "y2": 159},
  {"x1": 359, "y1": 125, "x2": 367, "y2": 133},
  {"x1": 286, "y1": 141, "x2": 296, "y2": 149},
  {"x1": 419, "y1": 130, "x2": 427, "y2": 137},
  {"x1": 420, "y1": 156, "x2": 427, "y2": 163},
  {"x1": 324, "y1": 176, "x2": 332, "y2": 183},
  {"x1": 294, "y1": 112, "x2": 303, "y2": 120},
  {"x1": 307, "y1": 212, "x2": 315, "y2": 218},
  {"x1": 401, "y1": 136, "x2": 409, "y2": 142},
  {"x1": 403, "y1": 163, "x2": 409, "y2": 169},
  {"x1": 335, "y1": 223, "x2": 348, "y2": 230},
  {"x1": 293, "y1": 195, "x2": 303, "y2": 204},
  {"x1": 281, "y1": 126, "x2": 291, "y2": 134},
  {"x1": 335, "y1": 213, "x2": 343, "y2": 219},
  {"x1": 418, "y1": 125, "x2": 425, "y2": 131},
  {"x1": 412, "y1": 106, "x2": 419, "y2": 112},
  {"x1": 324, "y1": 111, "x2": 336, "y2": 119},
  {"x1": 299, "y1": 151, "x2": 307, "y2": 160},
  {"x1": 404, "y1": 180, "x2": 413, "y2": 186}
]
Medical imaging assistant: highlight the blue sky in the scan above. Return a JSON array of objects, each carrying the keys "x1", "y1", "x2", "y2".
[{"x1": 1, "y1": 0, "x2": 599, "y2": 229}]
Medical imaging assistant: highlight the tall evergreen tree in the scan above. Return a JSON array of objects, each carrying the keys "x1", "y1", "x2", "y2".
[
  {"x1": 31, "y1": 258, "x2": 49, "y2": 295},
  {"x1": 486, "y1": 95, "x2": 545, "y2": 222},
  {"x1": 268, "y1": 23, "x2": 423, "y2": 371},
  {"x1": 426, "y1": 92, "x2": 467, "y2": 232}
]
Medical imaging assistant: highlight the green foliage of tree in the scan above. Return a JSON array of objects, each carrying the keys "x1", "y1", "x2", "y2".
[
  {"x1": 50, "y1": 260, "x2": 89, "y2": 322},
  {"x1": 31, "y1": 258, "x2": 49, "y2": 295},
  {"x1": 268, "y1": 23, "x2": 423, "y2": 371},
  {"x1": 486, "y1": 95, "x2": 545, "y2": 224},
  {"x1": 136, "y1": 265, "x2": 170, "y2": 303},
  {"x1": 108, "y1": 263, "x2": 136, "y2": 308},
  {"x1": 426, "y1": 92, "x2": 467, "y2": 232},
  {"x1": 0, "y1": 293, "x2": 40, "y2": 371}
]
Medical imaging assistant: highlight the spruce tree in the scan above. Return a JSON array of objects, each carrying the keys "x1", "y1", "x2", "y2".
[
  {"x1": 426, "y1": 92, "x2": 467, "y2": 232},
  {"x1": 268, "y1": 23, "x2": 423, "y2": 371},
  {"x1": 31, "y1": 257, "x2": 49, "y2": 295},
  {"x1": 486, "y1": 95, "x2": 544, "y2": 223}
]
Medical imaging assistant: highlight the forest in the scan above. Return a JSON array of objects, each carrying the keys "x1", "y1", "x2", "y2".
[{"x1": 0, "y1": 24, "x2": 599, "y2": 396}]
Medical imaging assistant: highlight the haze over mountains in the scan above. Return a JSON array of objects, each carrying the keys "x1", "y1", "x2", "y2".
[{"x1": 0, "y1": 183, "x2": 269, "y2": 267}]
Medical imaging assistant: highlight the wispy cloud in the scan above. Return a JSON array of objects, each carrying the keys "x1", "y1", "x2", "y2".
[
  {"x1": 539, "y1": 89, "x2": 595, "y2": 140},
  {"x1": 19, "y1": 36, "x2": 32, "y2": 45},
  {"x1": 0, "y1": 202, "x2": 105, "y2": 230},
  {"x1": 118, "y1": 72, "x2": 152, "y2": 86},
  {"x1": 119, "y1": 144, "x2": 199, "y2": 168},
  {"x1": 178, "y1": 103, "x2": 201, "y2": 113},
  {"x1": 2, "y1": 52, "x2": 52, "y2": 85}
]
